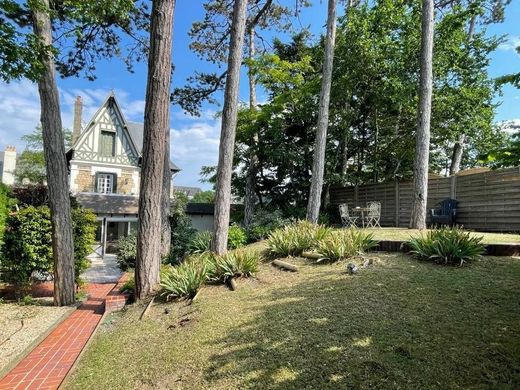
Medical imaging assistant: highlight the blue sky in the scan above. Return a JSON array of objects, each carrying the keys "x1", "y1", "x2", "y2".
[{"x1": 0, "y1": 0, "x2": 518, "y2": 189}]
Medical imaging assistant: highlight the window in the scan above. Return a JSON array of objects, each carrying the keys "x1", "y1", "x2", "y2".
[
  {"x1": 96, "y1": 173, "x2": 116, "y2": 194},
  {"x1": 99, "y1": 130, "x2": 116, "y2": 157}
]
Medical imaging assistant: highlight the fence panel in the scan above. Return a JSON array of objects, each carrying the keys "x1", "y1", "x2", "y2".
[{"x1": 329, "y1": 167, "x2": 520, "y2": 232}]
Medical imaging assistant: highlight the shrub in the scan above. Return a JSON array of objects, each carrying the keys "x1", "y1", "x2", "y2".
[
  {"x1": 246, "y1": 208, "x2": 291, "y2": 242},
  {"x1": 72, "y1": 207, "x2": 97, "y2": 280},
  {"x1": 316, "y1": 229, "x2": 378, "y2": 262},
  {"x1": 210, "y1": 249, "x2": 259, "y2": 281},
  {"x1": 1, "y1": 205, "x2": 97, "y2": 289},
  {"x1": 228, "y1": 225, "x2": 247, "y2": 249},
  {"x1": 1, "y1": 206, "x2": 53, "y2": 288},
  {"x1": 408, "y1": 227, "x2": 484, "y2": 266},
  {"x1": 267, "y1": 220, "x2": 331, "y2": 257},
  {"x1": 117, "y1": 234, "x2": 137, "y2": 271},
  {"x1": 168, "y1": 212, "x2": 197, "y2": 264},
  {"x1": 0, "y1": 183, "x2": 14, "y2": 249},
  {"x1": 11, "y1": 184, "x2": 79, "y2": 208},
  {"x1": 160, "y1": 258, "x2": 209, "y2": 300},
  {"x1": 189, "y1": 231, "x2": 212, "y2": 254}
]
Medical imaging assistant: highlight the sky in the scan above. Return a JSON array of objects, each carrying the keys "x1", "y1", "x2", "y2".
[{"x1": 0, "y1": 1, "x2": 519, "y2": 189}]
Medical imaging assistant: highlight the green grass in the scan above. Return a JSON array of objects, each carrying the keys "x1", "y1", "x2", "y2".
[
  {"x1": 364, "y1": 227, "x2": 520, "y2": 244},
  {"x1": 65, "y1": 252, "x2": 520, "y2": 389}
]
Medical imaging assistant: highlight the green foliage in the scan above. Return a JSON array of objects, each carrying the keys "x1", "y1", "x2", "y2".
[
  {"x1": 479, "y1": 129, "x2": 520, "y2": 168},
  {"x1": 316, "y1": 229, "x2": 378, "y2": 262},
  {"x1": 189, "y1": 231, "x2": 212, "y2": 254},
  {"x1": 210, "y1": 249, "x2": 259, "y2": 281},
  {"x1": 1, "y1": 206, "x2": 53, "y2": 287},
  {"x1": 72, "y1": 207, "x2": 97, "y2": 280},
  {"x1": 408, "y1": 227, "x2": 485, "y2": 266},
  {"x1": 21, "y1": 294, "x2": 39, "y2": 306},
  {"x1": 1, "y1": 205, "x2": 96, "y2": 289},
  {"x1": 191, "y1": 190, "x2": 215, "y2": 203},
  {"x1": 267, "y1": 220, "x2": 331, "y2": 257},
  {"x1": 15, "y1": 126, "x2": 72, "y2": 184},
  {"x1": 160, "y1": 258, "x2": 209, "y2": 300},
  {"x1": 221, "y1": 2, "x2": 503, "y2": 211},
  {"x1": 246, "y1": 208, "x2": 291, "y2": 242},
  {"x1": 227, "y1": 225, "x2": 247, "y2": 250},
  {"x1": 0, "y1": 183, "x2": 14, "y2": 249},
  {"x1": 168, "y1": 212, "x2": 197, "y2": 265},
  {"x1": 119, "y1": 276, "x2": 135, "y2": 294},
  {"x1": 116, "y1": 234, "x2": 137, "y2": 271},
  {"x1": 0, "y1": 0, "x2": 149, "y2": 82}
]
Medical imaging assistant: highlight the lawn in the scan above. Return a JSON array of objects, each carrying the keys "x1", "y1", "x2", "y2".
[
  {"x1": 65, "y1": 251, "x2": 520, "y2": 389},
  {"x1": 362, "y1": 227, "x2": 520, "y2": 244}
]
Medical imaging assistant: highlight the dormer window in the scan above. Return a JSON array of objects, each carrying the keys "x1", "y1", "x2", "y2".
[{"x1": 100, "y1": 130, "x2": 116, "y2": 157}]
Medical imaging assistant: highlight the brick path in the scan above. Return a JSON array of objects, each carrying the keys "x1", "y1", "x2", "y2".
[{"x1": 0, "y1": 283, "x2": 115, "y2": 390}]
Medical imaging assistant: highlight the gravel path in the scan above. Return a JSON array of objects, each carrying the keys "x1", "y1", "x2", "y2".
[{"x1": 0, "y1": 301, "x2": 72, "y2": 375}]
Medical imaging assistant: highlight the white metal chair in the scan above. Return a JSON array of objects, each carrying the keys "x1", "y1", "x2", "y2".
[
  {"x1": 365, "y1": 201, "x2": 381, "y2": 228},
  {"x1": 339, "y1": 203, "x2": 358, "y2": 227}
]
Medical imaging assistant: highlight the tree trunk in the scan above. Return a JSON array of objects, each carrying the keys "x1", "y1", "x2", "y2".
[
  {"x1": 32, "y1": 0, "x2": 75, "y2": 307},
  {"x1": 212, "y1": 0, "x2": 248, "y2": 255},
  {"x1": 410, "y1": 0, "x2": 434, "y2": 230},
  {"x1": 161, "y1": 126, "x2": 172, "y2": 257},
  {"x1": 306, "y1": 0, "x2": 337, "y2": 224},
  {"x1": 244, "y1": 26, "x2": 258, "y2": 229},
  {"x1": 449, "y1": 133, "x2": 465, "y2": 176},
  {"x1": 136, "y1": 0, "x2": 175, "y2": 299},
  {"x1": 448, "y1": 14, "x2": 475, "y2": 177}
]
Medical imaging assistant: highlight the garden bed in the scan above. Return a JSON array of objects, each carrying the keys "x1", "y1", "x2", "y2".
[
  {"x1": 65, "y1": 251, "x2": 520, "y2": 389},
  {"x1": 0, "y1": 298, "x2": 75, "y2": 378}
]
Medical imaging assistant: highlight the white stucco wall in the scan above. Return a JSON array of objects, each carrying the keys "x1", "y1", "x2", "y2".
[{"x1": 0, "y1": 149, "x2": 16, "y2": 185}]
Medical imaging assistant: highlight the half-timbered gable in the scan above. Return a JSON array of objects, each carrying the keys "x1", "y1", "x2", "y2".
[{"x1": 73, "y1": 96, "x2": 140, "y2": 168}]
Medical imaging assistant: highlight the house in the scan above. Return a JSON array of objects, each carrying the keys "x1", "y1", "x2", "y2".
[
  {"x1": 0, "y1": 146, "x2": 17, "y2": 185},
  {"x1": 173, "y1": 185, "x2": 202, "y2": 199},
  {"x1": 67, "y1": 94, "x2": 180, "y2": 254}
]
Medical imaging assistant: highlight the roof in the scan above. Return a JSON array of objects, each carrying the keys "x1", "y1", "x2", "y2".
[
  {"x1": 185, "y1": 203, "x2": 244, "y2": 215},
  {"x1": 69, "y1": 94, "x2": 180, "y2": 172},
  {"x1": 127, "y1": 122, "x2": 180, "y2": 172},
  {"x1": 173, "y1": 186, "x2": 202, "y2": 197},
  {"x1": 76, "y1": 193, "x2": 139, "y2": 214},
  {"x1": 185, "y1": 202, "x2": 214, "y2": 215}
]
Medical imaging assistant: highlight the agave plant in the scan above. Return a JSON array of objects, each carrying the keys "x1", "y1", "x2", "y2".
[
  {"x1": 267, "y1": 220, "x2": 332, "y2": 257},
  {"x1": 160, "y1": 259, "x2": 209, "y2": 300},
  {"x1": 211, "y1": 249, "x2": 259, "y2": 281},
  {"x1": 316, "y1": 229, "x2": 378, "y2": 262},
  {"x1": 408, "y1": 227, "x2": 484, "y2": 266},
  {"x1": 189, "y1": 231, "x2": 212, "y2": 254}
]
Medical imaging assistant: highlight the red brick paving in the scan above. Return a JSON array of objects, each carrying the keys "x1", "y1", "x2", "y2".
[{"x1": 0, "y1": 283, "x2": 116, "y2": 390}]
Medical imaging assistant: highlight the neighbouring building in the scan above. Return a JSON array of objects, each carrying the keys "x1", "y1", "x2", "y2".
[
  {"x1": 0, "y1": 146, "x2": 17, "y2": 186},
  {"x1": 67, "y1": 94, "x2": 180, "y2": 254},
  {"x1": 173, "y1": 185, "x2": 202, "y2": 199}
]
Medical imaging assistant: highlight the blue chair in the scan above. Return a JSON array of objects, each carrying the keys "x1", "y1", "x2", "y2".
[{"x1": 429, "y1": 199, "x2": 458, "y2": 227}]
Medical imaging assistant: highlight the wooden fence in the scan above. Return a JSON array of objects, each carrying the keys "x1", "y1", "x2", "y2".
[{"x1": 329, "y1": 167, "x2": 520, "y2": 232}]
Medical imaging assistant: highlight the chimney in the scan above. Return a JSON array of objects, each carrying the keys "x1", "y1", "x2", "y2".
[{"x1": 72, "y1": 96, "x2": 83, "y2": 144}]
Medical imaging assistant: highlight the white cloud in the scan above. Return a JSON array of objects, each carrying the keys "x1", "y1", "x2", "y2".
[
  {"x1": 170, "y1": 120, "x2": 221, "y2": 187},
  {"x1": 498, "y1": 36, "x2": 520, "y2": 52},
  {"x1": 0, "y1": 80, "x2": 219, "y2": 188}
]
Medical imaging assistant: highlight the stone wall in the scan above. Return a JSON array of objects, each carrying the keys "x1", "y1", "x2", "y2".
[
  {"x1": 75, "y1": 168, "x2": 94, "y2": 192},
  {"x1": 118, "y1": 170, "x2": 135, "y2": 195}
]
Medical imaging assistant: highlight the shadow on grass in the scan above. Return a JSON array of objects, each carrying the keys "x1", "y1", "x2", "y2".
[{"x1": 202, "y1": 256, "x2": 520, "y2": 389}]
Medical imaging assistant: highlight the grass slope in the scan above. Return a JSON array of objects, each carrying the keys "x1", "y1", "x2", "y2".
[{"x1": 66, "y1": 254, "x2": 520, "y2": 389}]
